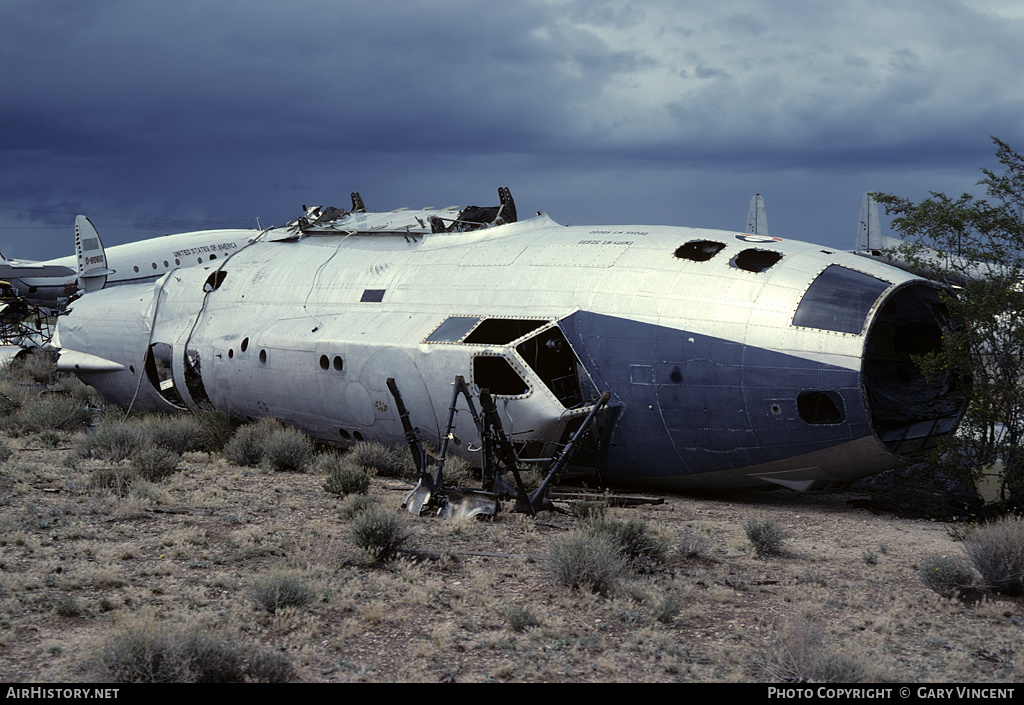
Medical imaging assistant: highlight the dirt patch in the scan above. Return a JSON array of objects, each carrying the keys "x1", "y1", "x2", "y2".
[{"x1": 1, "y1": 435, "x2": 1022, "y2": 683}]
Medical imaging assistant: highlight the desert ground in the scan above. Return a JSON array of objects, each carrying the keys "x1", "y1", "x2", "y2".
[{"x1": 0, "y1": 352, "x2": 1021, "y2": 683}]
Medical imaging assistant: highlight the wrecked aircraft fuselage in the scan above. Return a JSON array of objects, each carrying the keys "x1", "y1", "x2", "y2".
[{"x1": 55, "y1": 199, "x2": 966, "y2": 491}]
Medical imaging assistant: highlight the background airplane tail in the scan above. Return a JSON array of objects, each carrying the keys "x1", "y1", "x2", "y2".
[
  {"x1": 746, "y1": 194, "x2": 769, "y2": 236},
  {"x1": 856, "y1": 193, "x2": 883, "y2": 252},
  {"x1": 75, "y1": 216, "x2": 115, "y2": 292}
]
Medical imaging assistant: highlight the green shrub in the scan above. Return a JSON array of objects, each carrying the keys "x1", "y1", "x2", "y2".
[
  {"x1": 6, "y1": 349, "x2": 61, "y2": 385},
  {"x1": 222, "y1": 418, "x2": 280, "y2": 466},
  {"x1": 95, "y1": 620, "x2": 290, "y2": 683},
  {"x1": 347, "y1": 441, "x2": 413, "y2": 478},
  {"x1": 141, "y1": 411, "x2": 235, "y2": 454},
  {"x1": 504, "y1": 605, "x2": 540, "y2": 632},
  {"x1": 323, "y1": 464, "x2": 371, "y2": 496},
  {"x1": 340, "y1": 495, "x2": 376, "y2": 519},
  {"x1": 743, "y1": 516, "x2": 788, "y2": 557},
  {"x1": 12, "y1": 395, "x2": 91, "y2": 434},
  {"x1": 250, "y1": 572, "x2": 316, "y2": 614},
  {"x1": 547, "y1": 529, "x2": 623, "y2": 594},
  {"x1": 74, "y1": 423, "x2": 148, "y2": 462},
  {"x1": 350, "y1": 508, "x2": 410, "y2": 562},
  {"x1": 569, "y1": 500, "x2": 607, "y2": 521},
  {"x1": 54, "y1": 594, "x2": 82, "y2": 618},
  {"x1": 585, "y1": 519, "x2": 668, "y2": 570},
  {"x1": 919, "y1": 554, "x2": 981, "y2": 602},
  {"x1": 963, "y1": 515, "x2": 1024, "y2": 596},
  {"x1": 261, "y1": 428, "x2": 313, "y2": 472},
  {"x1": 130, "y1": 447, "x2": 181, "y2": 482}
]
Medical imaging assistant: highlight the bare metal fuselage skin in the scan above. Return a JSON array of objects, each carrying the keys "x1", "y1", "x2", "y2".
[{"x1": 55, "y1": 213, "x2": 964, "y2": 490}]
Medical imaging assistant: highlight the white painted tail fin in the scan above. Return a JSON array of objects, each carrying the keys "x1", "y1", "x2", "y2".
[
  {"x1": 75, "y1": 216, "x2": 115, "y2": 292},
  {"x1": 856, "y1": 193, "x2": 882, "y2": 252},
  {"x1": 746, "y1": 194, "x2": 769, "y2": 236}
]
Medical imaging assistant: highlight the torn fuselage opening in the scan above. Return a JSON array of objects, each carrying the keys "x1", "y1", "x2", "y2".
[
  {"x1": 144, "y1": 343, "x2": 185, "y2": 407},
  {"x1": 516, "y1": 325, "x2": 586, "y2": 407},
  {"x1": 862, "y1": 283, "x2": 965, "y2": 458},
  {"x1": 184, "y1": 348, "x2": 211, "y2": 407}
]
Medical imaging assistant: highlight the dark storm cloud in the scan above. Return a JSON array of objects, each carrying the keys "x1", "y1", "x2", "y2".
[{"x1": 1, "y1": 0, "x2": 1022, "y2": 260}]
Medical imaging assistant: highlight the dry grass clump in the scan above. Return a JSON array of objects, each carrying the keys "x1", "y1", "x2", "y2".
[
  {"x1": 743, "y1": 516, "x2": 788, "y2": 557},
  {"x1": 250, "y1": 571, "x2": 317, "y2": 614},
  {"x1": 764, "y1": 612, "x2": 869, "y2": 683},
  {"x1": 919, "y1": 554, "x2": 982, "y2": 602},
  {"x1": 94, "y1": 616, "x2": 294, "y2": 683},
  {"x1": 678, "y1": 527, "x2": 714, "y2": 559},
  {"x1": 503, "y1": 605, "x2": 540, "y2": 632},
  {"x1": 349, "y1": 507, "x2": 411, "y2": 562},
  {"x1": 547, "y1": 529, "x2": 624, "y2": 594},
  {"x1": 963, "y1": 515, "x2": 1024, "y2": 597}
]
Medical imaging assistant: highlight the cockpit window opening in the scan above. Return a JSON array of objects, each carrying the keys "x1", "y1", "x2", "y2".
[
  {"x1": 792, "y1": 265, "x2": 891, "y2": 335},
  {"x1": 730, "y1": 248, "x2": 783, "y2": 273},
  {"x1": 463, "y1": 318, "x2": 547, "y2": 345},
  {"x1": 425, "y1": 316, "x2": 480, "y2": 343},
  {"x1": 675, "y1": 240, "x2": 726, "y2": 262},
  {"x1": 473, "y1": 355, "x2": 530, "y2": 396}
]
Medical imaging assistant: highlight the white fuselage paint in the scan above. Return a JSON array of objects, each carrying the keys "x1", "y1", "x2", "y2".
[{"x1": 56, "y1": 213, "x2": 962, "y2": 490}]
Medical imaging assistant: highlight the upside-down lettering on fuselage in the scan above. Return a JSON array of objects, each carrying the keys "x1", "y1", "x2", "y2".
[{"x1": 54, "y1": 197, "x2": 966, "y2": 491}]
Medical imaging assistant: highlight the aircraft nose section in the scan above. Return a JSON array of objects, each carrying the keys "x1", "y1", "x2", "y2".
[{"x1": 861, "y1": 282, "x2": 966, "y2": 458}]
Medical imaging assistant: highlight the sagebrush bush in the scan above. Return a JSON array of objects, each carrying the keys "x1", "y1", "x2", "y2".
[
  {"x1": 340, "y1": 495, "x2": 376, "y2": 519},
  {"x1": 250, "y1": 572, "x2": 316, "y2": 614},
  {"x1": 261, "y1": 428, "x2": 314, "y2": 472},
  {"x1": 919, "y1": 554, "x2": 981, "y2": 602},
  {"x1": 130, "y1": 447, "x2": 181, "y2": 482},
  {"x1": 504, "y1": 605, "x2": 540, "y2": 632},
  {"x1": 744, "y1": 516, "x2": 788, "y2": 557},
  {"x1": 11, "y1": 395, "x2": 91, "y2": 435},
  {"x1": 350, "y1": 507, "x2": 410, "y2": 561},
  {"x1": 74, "y1": 423, "x2": 148, "y2": 462},
  {"x1": 323, "y1": 463, "x2": 371, "y2": 496},
  {"x1": 678, "y1": 528, "x2": 714, "y2": 558},
  {"x1": 5, "y1": 349, "x2": 61, "y2": 385},
  {"x1": 142, "y1": 412, "x2": 232, "y2": 454},
  {"x1": 95, "y1": 619, "x2": 293, "y2": 683},
  {"x1": 963, "y1": 515, "x2": 1024, "y2": 596},
  {"x1": 547, "y1": 529, "x2": 623, "y2": 594},
  {"x1": 347, "y1": 441, "x2": 413, "y2": 478},
  {"x1": 585, "y1": 518, "x2": 668, "y2": 570},
  {"x1": 222, "y1": 418, "x2": 283, "y2": 467},
  {"x1": 89, "y1": 466, "x2": 138, "y2": 495},
  {"x1": 569, "y1": 501, "x2": 607, "y2": 521}
]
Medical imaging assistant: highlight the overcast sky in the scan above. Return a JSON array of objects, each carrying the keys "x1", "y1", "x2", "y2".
[{"x1": 2, "y1": 0, "x2": 1022, "y2": 260}]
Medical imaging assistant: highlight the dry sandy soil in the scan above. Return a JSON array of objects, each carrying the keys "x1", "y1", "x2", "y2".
[{"x1": 1, "y1": 432, "x2": 1022, "y2": 684}]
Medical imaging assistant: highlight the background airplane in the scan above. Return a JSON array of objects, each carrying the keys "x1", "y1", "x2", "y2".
[{"x1": 0, "y1": 217, "x2": 261, "y2": 308}]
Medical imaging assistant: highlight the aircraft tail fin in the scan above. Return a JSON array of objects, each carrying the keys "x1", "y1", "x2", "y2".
[
  {"x1": 75, "y1": 216, "x2": 115, "y2": 292},
  {"x1": 856, "y1": 193, "x2": 883, "y2": 252},
  {"x1": 746, "y1": 194, "x2": 769, "y2": 236}
]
